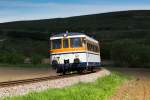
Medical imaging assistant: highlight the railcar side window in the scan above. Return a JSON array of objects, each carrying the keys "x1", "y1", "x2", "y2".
[
  {"x1": 52, "y1": 39, "x2": 61, "y2": 49},
  {"x1": 87, "y1": 43, "x2": 91, "y2": 51},
  {"x1": 70, "y1": 38, "x2": 82, "y2": 48},
  {"x1": 63, "y1": 39, "x2": 69, "y2": 48},
  {"x1": 87, "y1": 42, "x2": 99, "y2": 53},
  {"x1": 82, "y1": 38, "x2": 86, "y2": 47}
]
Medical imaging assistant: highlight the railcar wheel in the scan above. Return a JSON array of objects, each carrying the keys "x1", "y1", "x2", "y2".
[
  {"x1": 63, "y1": 71, "x2": 66, "y2": 75},
  {"x1": 77, "y1": 70, "x2": 83, "y2": 74},
  {"x1": 88, "y1": 66, "x2": 94, "y2": 72},
  {"x1": 52, "y1": 60, "x2": 58, "y2": 69},
  {"x1": 62, "y1": 65, "x2": 66, "y2": 75},
  {"x1": 91, "y1": 66, "x2": 94, "y2": 72}
]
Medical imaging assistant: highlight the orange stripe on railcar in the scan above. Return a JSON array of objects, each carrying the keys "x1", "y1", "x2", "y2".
[{"x1": 49, "y1": 47, "x2": 86, "y2": 53}]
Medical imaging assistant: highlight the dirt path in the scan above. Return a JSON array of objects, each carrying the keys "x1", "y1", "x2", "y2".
[
  {"x1": 0, "y1": 67, "x2": 57, "y2": 82},
  {"x1": 108, "y1": 68, "x2": 150, "y2": 100}
]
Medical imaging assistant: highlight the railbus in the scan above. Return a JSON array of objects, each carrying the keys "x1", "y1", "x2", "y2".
[{"x1": 49, "y1": 32, "x2": 101, "y2": 74}]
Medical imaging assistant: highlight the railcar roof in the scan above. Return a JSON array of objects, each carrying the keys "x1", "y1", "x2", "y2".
[
  {"x1": 51, "y1": 32, "x2": 85, "y2": 37},
  {"x1": 50, "y1": 32, "x2": 98, "y2": 43}
]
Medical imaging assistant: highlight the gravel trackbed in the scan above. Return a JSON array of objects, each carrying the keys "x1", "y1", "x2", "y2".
[{"x1": 0, "y1": 68, "x2": 110, "y2": 99}]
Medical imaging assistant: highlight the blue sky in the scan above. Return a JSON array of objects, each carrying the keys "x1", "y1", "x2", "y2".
[{"x1": 0, "y1": 0, "x2": 150, "y2": 23}]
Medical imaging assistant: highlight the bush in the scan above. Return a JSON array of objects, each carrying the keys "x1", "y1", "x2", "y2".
[
  {"x1": 100, "y1": 42, "x2": 112, "y2": 60},
  {"x1": 31, "y1": 54, "x2": 43, "y2": 65},
  {"x1": 10, "y1": 52, "x2": 25, "y2": 64},
  {"x1": 0, "y1": 50, "x2": 25, "y2": 64},
  {"x1": 111, "y1": 39, "x2": 150, "y2": 67}
]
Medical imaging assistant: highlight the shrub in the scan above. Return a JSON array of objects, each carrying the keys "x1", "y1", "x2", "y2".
[
  {"x1": 31, "y1": 54, "x2": 43, "y2": 65},
  {"x1": 10, "y1": 52, "x2": 25, "y2": 64},
  {"x1": 0, "y1": 50, "x2": 25, "y2": 64},
  {"x1": 100, "y1": 42, "x2": 112, "y2": 60},
  {"x1": 111, "y1": 39, "x2": 150, "y2": 67}
]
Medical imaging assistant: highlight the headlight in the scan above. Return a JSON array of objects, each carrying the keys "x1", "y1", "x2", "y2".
[
  {"x1": 75, "y1": 54, "x2": 79, "y2": 58},
  {"x1": 53, "y1": 56, "x2": 60, "y2": 63}
]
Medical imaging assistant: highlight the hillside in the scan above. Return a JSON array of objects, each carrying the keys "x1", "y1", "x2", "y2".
[
  {"x1": 0, "y1": 10, "x2": 150, "y2": 66},
  {"x1": 0, "y1": 10, "x2": 150, "y2": 40},
  {"x1": 1, "y1": 10, "x2": 150, "y2": 31}
]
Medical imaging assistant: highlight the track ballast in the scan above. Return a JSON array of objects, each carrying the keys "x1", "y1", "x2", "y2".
[{"x1": 0, "y1": 69, "x2": 100, "y2": 88}]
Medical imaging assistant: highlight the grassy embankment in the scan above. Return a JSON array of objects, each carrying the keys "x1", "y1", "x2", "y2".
[{"x1": 4, "y1": 72, "x2": 128, "y2": 100}]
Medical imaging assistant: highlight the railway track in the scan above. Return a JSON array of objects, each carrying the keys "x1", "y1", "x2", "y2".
[
  {"x1": 0, "y1": 75, "x2": 61, "y2": 88},
  {"x1": 0, "y1": 69, "x2": 100, "y2": 88}
]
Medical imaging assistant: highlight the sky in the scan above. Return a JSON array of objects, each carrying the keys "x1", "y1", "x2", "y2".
[{"x1": 0, "y1": 0, "x2": 150, "y2": 23}]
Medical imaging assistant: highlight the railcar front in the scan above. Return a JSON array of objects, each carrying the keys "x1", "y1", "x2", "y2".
[
  {"x1": 49, "y1": 33, "x2": 101, "y2": 74},
  {"x1": 50, "y1": 33, "x2": 87, "y2": 74}
]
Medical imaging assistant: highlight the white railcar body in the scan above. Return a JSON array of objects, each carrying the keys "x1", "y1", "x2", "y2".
[{"x1": 49, "y1": 33, "x2": 101, "y2": 73}]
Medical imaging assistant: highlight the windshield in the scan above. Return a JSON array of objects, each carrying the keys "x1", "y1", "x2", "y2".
[
  {"x1": 63, "y1": 39, "x2": 69, "y2": 48},
  {"x1": 51, "y1": 39, "x2": 61, "y2": 49},
  {"x1": 70, "y1": 38, "x2": 82, "y2": 48}
]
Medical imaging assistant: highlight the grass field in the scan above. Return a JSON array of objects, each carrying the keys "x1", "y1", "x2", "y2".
[{"x1": 4, "y1": 72, "x2": 128, "y2": 100}]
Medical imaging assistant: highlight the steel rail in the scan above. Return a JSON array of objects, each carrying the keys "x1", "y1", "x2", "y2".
[{"x1": 0, "y1": 69, "x2": 100, "y2": 88}]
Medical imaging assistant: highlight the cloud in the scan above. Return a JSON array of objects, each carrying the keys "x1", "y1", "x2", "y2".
[{"x1": 0, "y1": 1, "x2": 150, "y2": 23}]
